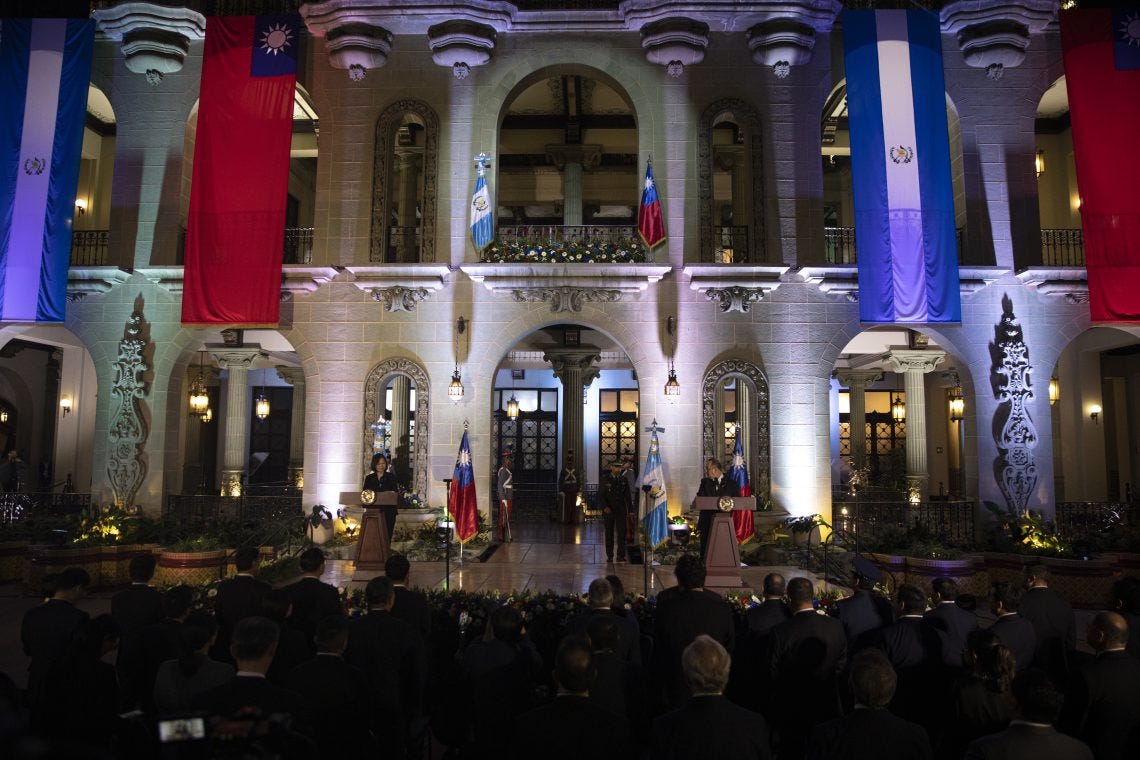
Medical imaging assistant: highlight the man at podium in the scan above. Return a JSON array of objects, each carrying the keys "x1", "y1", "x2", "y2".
[{"x1": 696, "y1": 458, "x2": 739, "y2": 558}]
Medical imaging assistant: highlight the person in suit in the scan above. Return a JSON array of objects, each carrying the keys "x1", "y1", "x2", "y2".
[
  {"x1": 924, "y1": 576, "x2": 978, "y2": 669},
  {"x1": 767, "y1": 576, "x2": 848, "y2": 760},
  {"x1": 510, "y1": 636, "x2": 635, "y2": 760},
  {"x1": 875, "y1": 584, "x2": 941, "y2": 732},
  {"x1": 257, "y1": 589, "x2": 310, "y2": 684},
  {"x1": 586, "y1": 614, "x2": 647, "y2": 731},
  {"x1": 729, "y1": 573, "x2": 791, "y2": 713},
  {"x1": 1109, "y1": 576, "x2": 1140, "y2": 659},
  {"x1": 20, "y1": 566, "x2": 90, "y2": 708},
  {"x1": 571, "y1": 577, "x2": 641, "y2": 664},
  {"x1": 653, "y1": 634, "x2": 772, "y2": 760},
  {"x1": 1058, "y1": 611, "x2": 1140, "y2": 760},
  {"x1": 497, "y1": 452, "x2": 514, "y2": 542},
  {"x1": 386, "y1": 553, "x2": 431, "y2": 639},
  {"x1": 211, "y1": 546, "x2": 271, "y2": 664},
  {"x1": 600, "y1": 459, "x2": 631, "y2": 562},
  {"x1": 806, "y1": 649, "x2": 932, "y2": 760},
  {"x1": 831, "y1": 556, "x2": 894, "y2": 655},
  {"x1": 153, "y1": 610, "x2": 234, "y2": 716},
  {"x1": 696, "y1": 458, "x2": 740, "y2": 558},
  {"x1": 559, "y1": 452, "x2": 579, "y2": 524},
  {"x1": 135, "y1": 584, "x2": 196, "y2": 714},
  {"x1": 939, "y1": 628, "x2": 1015, "y2": 760},
  {"x1": 283, "y1": 546, "x2": 342, "y2": 653},
  {"x1": 363, "y1": 452, "x2": 400, "y2": 542},
  {"x1": 1020, "y1": 563, "x2": 1076, "y2": 684},
  {"x1": 964, "y1": 669, "x2": 1093, "y2": 760},
  {"x1": 112, "y1": 554, "x2": 164, "y2": 711},
  {"x1": 988, "y1": 582, "x2": 1037, "y2": 673}
]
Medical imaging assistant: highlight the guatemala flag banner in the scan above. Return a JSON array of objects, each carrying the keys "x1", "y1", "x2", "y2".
[
  {"x1": 448, "y1": 430, "x2": 479, "y2": 543},
  {"x1": 843, "y1": 9, "x2": 961, "y2": 324},
  {"x1": 727, "y1": 427, "x2": 755, "y2": 544},
  {"x1": 470, "y1": 154, "x2": 494, "y2": 253},
  {"x1": 0, "y1": 18, "x2": 94, "y2": 323},
  {"x1": 638, "y1": 428, "x2": 669, "y2": 550}
]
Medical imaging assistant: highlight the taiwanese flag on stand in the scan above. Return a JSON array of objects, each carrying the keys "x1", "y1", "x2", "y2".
[
  {"x1": 727, "y1": 427, "x2": 755, "y2": 544},
  {"x1": 1061, "y1": 8, "x2": 1140, "y2": 322},
  {"x1": 637, "y1": 159, "x2": 666, "y2": 249},
  {"x1": 182, "y1": 15, "x2": 299, "y2": 326},
  {"x1": 448, "y1": 430, "x2": 479, "y2": 543}
]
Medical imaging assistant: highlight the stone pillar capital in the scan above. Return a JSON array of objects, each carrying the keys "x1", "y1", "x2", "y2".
[
  {"x1": 836, "y1": 369, "x2": 883, "y2": 390},
  {"x1": 886, "y1": 350, "x2": 946, "y2": 375},
  {"x1": 208, "y1": 346, "x2": 266, "y2": 370},
  {"x1": 543, "y1": 349, "x2": 601, "y2": 379},
  {"x1": 544, "y1": 144, "x2": 603, "y2": 171}
]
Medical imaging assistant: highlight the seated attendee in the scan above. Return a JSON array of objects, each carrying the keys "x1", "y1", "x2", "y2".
[
  {"x1": 924, "y1": 576, "x2": 978, "y2": 669},
  {"x1": 1058, "y1": 611, "x2": 1140, "y2": 760},
  {"x1": 1019, "y1": 563, "x2": 1076, "y2": 684},
  {"x1": 283, "y1": 547, "x2": 341, "y2": 652},
  {"x1": 939, "y1": 628, "x2": 1015, "y2": 760},
  {"x1": 210, "y1": 547, "x2": 271, "y2": 664},
  {"x1": 510, "y1": 636, "x2": 635, "y2": 760},
  {"x1": 988, "y1": 582, "x2": 1036, "y2": 673},
  {"x1": 153, "y1": 611, "x2": 234, "y2": 715},
  {"x1": 257, "y1": 589, "x2": 310, "y2": 684},
  {"x1": 386, "y1": 553, "x2": 431, "y2": 638},
  {"x1": 653, "y1": 634, "x2": 772, "y2": 760},
  {"x1": 20, "y1": 566, "x2": 90, "y2": 708},
  {"x1": 831, "y1": 556, "x2": 894, "y2": 654},
  {"x1": 806, "y1": 649, "x2": 932, "y2": 760},
  {"x1": 964, "y1": 669, "x2": 1092, "y2": 760},
  {"x1": 572, "y1": 577, "x2": 641, "y2": 664}
]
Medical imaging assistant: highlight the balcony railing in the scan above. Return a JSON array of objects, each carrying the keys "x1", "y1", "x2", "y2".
[
  {"x1": 70, "y1": 230, "x2": 108, "y2": 266},
  {"x1": 485, "y1": 225, "x2": 647, "y2": 263},
  {"x1": 383, "y1": 225, "x2": 423, "y2": 263},
  {"x1": 822, "y1": 226, "x2": 966, "y2": 265},
  {"x1": 830, "y1": 499, "x2": 977, "y2": 548},
  {"x1": 283, "y1": 227, "x2": 314, "y2": 265},
  {"x1": 1041, "y1": 228, "x2": 1085, "y2": 267},
  {"x1": 712, "y1": 225, "x2": 750, "y2": 263}
]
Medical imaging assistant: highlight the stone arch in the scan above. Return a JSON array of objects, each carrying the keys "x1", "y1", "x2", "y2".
[
  {"x1": 363, "y1": 357, "x2": 431, "y2": 497},
  {"x1": 701, "y1": 359, "x2": 771, "y2": 500},
  {"x1": 698, "y1": 98, "x2": 765, "y2": 263},
  {"x1": 370, "y1": 99, "x2": 440, "y2": 262}
]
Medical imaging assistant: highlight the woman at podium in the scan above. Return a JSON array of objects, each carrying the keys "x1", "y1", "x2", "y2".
[{"x1": 363, "y1": 453, "x2": 400, "y2": 542}]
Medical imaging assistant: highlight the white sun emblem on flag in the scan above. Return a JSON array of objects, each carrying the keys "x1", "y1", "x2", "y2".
[
  {"x1": 1121, "y1": 12, "x2": 1140, "y2": 46},
  {"x1": 260, "y1": 22, "x2": 293, "y2": 55},
  {"x1": 458, "y1": 450, "x2": 470, "y2": 467}
]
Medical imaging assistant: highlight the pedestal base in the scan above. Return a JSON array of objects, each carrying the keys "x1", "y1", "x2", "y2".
[
  {"x1": 354, "y1": 507, "x2": 391, "y2": 572},
  {"x1": 704, "y1": 512, "x2": 742, "y2": 587}
]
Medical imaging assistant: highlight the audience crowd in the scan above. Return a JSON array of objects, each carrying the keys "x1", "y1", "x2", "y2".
[{"x1": 3, "y1": 549, "x2": 1140, "y2": 760}]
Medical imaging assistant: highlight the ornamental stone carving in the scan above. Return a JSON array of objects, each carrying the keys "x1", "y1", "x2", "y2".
[
  {"x1": 427, "y1": 20, "x2": 496, "y2": 74},
  {"x1": 93, "y1": 3, "x2": 205, "y2": 83},
  {"x1": 991, "y1": 296, "x2": 1038, "y2": 513},
  {"x1": 321, "y1": 21, "x2": 394, "y2": 78},
  {"x1": 512, "y1": 287, "x2": 622, "y2": 313},
  {"x1": 363, "y1": 358, "x2": 431, "y2": 499},
  {"x1": 640, "y1": 18, "x2": 709, "y2": 71},
  {"x1": 701, "y1": 359, "x2": 771, "y2": 501},
  {"x1": 706, "y1": 287, "x2": 764, "y2": 313},
  {"x1": 107, "y1": 295, "x2": 152, "y2": 508},
  {"x1": 371, "y1": 100, "x2": 439, "y2": 263},
  {"x1": 940, "y1": 1, "x2": 1056, "y2": 74},
  {"x1": 372, "y1": 286, "x2": 430, "y2": 312},
  {"x1": 747, "y1": 19, "x2": 816, "y2": 75}
]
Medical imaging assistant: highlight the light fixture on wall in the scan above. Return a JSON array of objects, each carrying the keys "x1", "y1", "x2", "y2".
[
  {"x1": 948, "y1": 383, "x2": 965, "y2": 422},
  {"x1": 59, "y1": 395, "x2": 72, "y2": 417},
  {"x1": 891, "y1": 392, "x2": 906, "y2": 422},
  {"x1": 505, "y1": 360, "x2": 519, "y2": 420},
  {"x1": 448, "y1": 316, "x2": 467, "y2": 402},
  {"x1": 1035, "y1": 149, "x2": 1045, "y2": 177},
  {"x1": 188, "y1": 352, "x2": 210, "y2": 419},
  {"x1": 664, "y1": 315, "x2": 681, "y2": 399},
  {"x1": 1049, "y1": 376, "x2": 1059, "y2": 406},
  {"x1": 1089, "y1": 403, "x2": 1101, "y2": 424},
  {"x1": 255, "y1": 389, "x2": 270, "y2": 420},
  {"x1": 74, "y1": 197, "x2": 87, "y2": 216}
]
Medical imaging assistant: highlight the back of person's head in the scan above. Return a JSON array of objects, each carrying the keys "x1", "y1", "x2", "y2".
[
  {"x1": 896, "y1": 584, "x2": 927, "y2": 615},
  {"x1": 674, "y1": 554, "x2": 707, "y2": 590},
  {"x1": 179, "y1": 611, "x2": 219, "y2": 677},
  {"x1": 57, "y1": 566, "x2": 91, "y2": 593},
  {"x1": 682, "y1": 634, "x2": 731, "y2": 695},
  {"x1": 365, "y1": 576, "x2": 395, "y2": 608},
  {"x1": 39, "y1": 572, "x2": 60, "y2": 599},
  {"x1": 314, "y1": 615, "x2": 350, "y2": 654},
  {"x1": 964, "y1": 628, "x2": 1016, "y2": 692},
  {"x1": 384, "y1": 553, "x2": 410, "y2": 582},
  {"x1": 931, "y1": 577, "x2": 959, "y2": 601},
  {"x1": 231, "y1": 616, "x2": 279, "y2": 662},
  {"x1": 128, "y1": 554, "x2": 157, "y2": 583},
  {"x1": 1088, "y1": 610, "x2": 1130, "y2": 651},
  {"x1": 1024, "y1": 562, "x2": 1048, "y2": 585},
  {"x1": 298, "y1": 547, "x2": 325, "y2": 574},
  {"x1": 586, "y1": 614, "x2": 620, "y2": 652},
  {"x1": 992, "y1": 581, "x2": 1022, "y2": 612},
  {"x1": 605, "y1": 574, "x2": 626, "y2": 610},
  {"x1": 786, "y1": 576, "x2": 814, "y2": 608},
  {"x1": 1011, "y1": 669, "x2": 1063, "y2": 724},
  {"x1": 587, "y1": 577, "x2": 614, "y2": 608},
  {"x1": 257, "y1": 589, "x2": 292, "y2": 623},
  {"x1": 490, "y1": 604, "x2": 524, "y2": 644},
  {"x1": 849, "y1": 650, "x2": 897, "y2": 708},
  {"x1": 233, "y1": 546, "x2": 260, "y2": 572},
  {"x1": 554, "y1": 636, "x2": 596, "y2": 693},
  {"x1": 762, "y1": 573, "x2": 786, "y2": 597},
  {"x1": 162, "y1": 584, "x2": 195, "y2": 620}
]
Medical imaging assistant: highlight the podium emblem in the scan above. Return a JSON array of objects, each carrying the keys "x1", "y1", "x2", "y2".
[
  {"x1": 718, "y1": 496, "x2": 734, "y2": 512},
  {"x1": 360, "y1": 489, "x2": 375, "y2": 505}
]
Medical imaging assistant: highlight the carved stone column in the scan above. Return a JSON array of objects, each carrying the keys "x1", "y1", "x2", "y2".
[
  {"x1": 837, "y1": 370, "x2": 882, "y2": 474},
  {"x1": 886, "y1": 350, "x2": 946, "y2": 501},
  {"x1": 276, "y1": 368, "x2": 305, "y2": 490},
  {"x1": 210, "y1": 347, "x2": 263, "y2": 496},
  {"x1": 389, "y1": 375, "x2": 411, "y2": 484},
  {"x1": 394, "y1": 151, "x2": 421, "y2": 262},
  {"x1": 735, "y1": 381, "x2": 751, "y2": 465},
  {"x1": 544, "y1": 349, "x2": 601, "y2": 470}
]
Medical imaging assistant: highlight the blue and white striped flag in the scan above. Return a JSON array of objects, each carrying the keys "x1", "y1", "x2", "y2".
[
  {"x1": 0, "y1": 18, "x2": 94, "y2": 322},
  {"x1": 470, "y1": 156, "x2": 493, "y2": 253},
  {"x1": 638, "y1": 428, "x2": 669, "y2": 550},
  {"x1": 843, "y1": 9, "x2": 961, "y2": 324}
]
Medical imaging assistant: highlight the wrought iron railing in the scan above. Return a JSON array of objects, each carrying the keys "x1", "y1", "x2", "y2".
[
  {"x1": 1041, "y1": 228, "x2": 1085, "y2": 267},
  {"x1": 830, "y1": 499, "x2": 977, "y2": 549},
  {"x1": 497, "y1": 224, "x2": 637, "y2": 245},
  {"x1": 494, "y1": 484, "x2": 560, "y2": 521},
  {"x1": 823, "y1": 226, "x2": 857, "y2": 264},
  {"x1": 70, "y1": 230, "x2": 109, "y2": 266},
  {"x1": 283, "y1": 227, "x2": 314, "y2": 265},
  {"x1": 384, "y1": 226, "x2": 422, "y2": 263},
  {"x1": 1056, "y1": 501, "x2": 1137, "y2": 541},
  {"x1": 712, "y1": 225, "x2": 750, "y2": 263},
  {"x1": 163, "y1": 493, "x2": 302, "y2": 528},
  {"x1": 0, "y1": 492, "x2": 92, "y2": 528}
]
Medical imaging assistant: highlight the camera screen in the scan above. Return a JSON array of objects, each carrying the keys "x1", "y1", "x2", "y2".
[{"x1": 158, "y1": 718, "x2": 206, "y2": 742}]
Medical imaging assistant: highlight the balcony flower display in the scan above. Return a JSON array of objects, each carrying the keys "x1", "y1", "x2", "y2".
[{"x1": 480, "y1": 236, "x2": 647, "y2": 264}]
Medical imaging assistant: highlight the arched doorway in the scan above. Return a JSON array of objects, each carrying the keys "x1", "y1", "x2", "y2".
[
  {"x1": 362, "y1": 357, "x2": 431, "y2": 499},
  {"x1": 700, "y1": 359, "x2": 771, "y2": 503}
]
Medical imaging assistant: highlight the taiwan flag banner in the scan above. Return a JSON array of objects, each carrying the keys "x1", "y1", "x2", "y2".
[
  {"x1": 1061, "y1": 8, "x2": 1140, "y2": 322},
  {"x1": 182, "y1": 15, "x2": 299, "y2": 326},
  {"x1": 448, "y1": 430, "x2": 479, "y2": 543},
  {"x1": 843, "y1": 9, "x2": 961, "y2": 324},
  {"x1": 727, "y1": 428, "x2": 755, "y2": 544},
  {"x1": 0, "y1": 18, "x2": 94, "y2": 323},
  {"x1": 637, "y1": 159, "x2": 666, "y2": 249}
]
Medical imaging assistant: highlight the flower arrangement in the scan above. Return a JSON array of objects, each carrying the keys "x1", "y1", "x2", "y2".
[{"x1": 480, "y1": 237, "x2": 647, "y2": 264}]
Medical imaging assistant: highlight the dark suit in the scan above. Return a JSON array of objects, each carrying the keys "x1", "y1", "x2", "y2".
[
  {"x1": 924, "y1": 601, "x2": 978, "y2": 668},
  {"x1": 729, "y1": 599, "x2": 791, "y2": 712},
  {"x1": 988, "y1": 613, "x2": 1036, "y2": 673},
  {"x1": 344, "y1": 608, "x2": 421, "y2": 755},
  {"x1": 570, "y1": 607, "x2": 642, "y2": 665},
  {"x1": 653, "y1": 694, "x2": 772, "y2": 760},
  {"x1": 939, "y1": 675, "x2": 1011, "y2": 760},
  {"x1": 653, "y1": 588, "x2": 736, "y2": 707},
  {"x1": 1019, "y1": 586, "x2": 1075, "y2": 682},
  {"x1": 285, "y1": 654, "x2": 377, "y2": 757},
  {"x1": 600, "y1": 470, "x2": 632, "y2": 560},
  {"x1": 391, "y1": 585, "x2": 432, "y2": 638},
  {"x1": 832, "y1": 589, "x2": 893, "y2": 653},
  {"x1": 589, "y1": 649, "x2": 646, "y2": 723},
  {"x1": 1058, "y1": 650, "x2": 1140, "y2": 760},
  {"x1": 283, "y1": 576, "x2": 342, "y2": 651},
  {"x1": 463, "y1": 635, "x2": 544, "y2": 760},
  {"x1": 195, "y1": 673, "x2": 305, "y2": 722},
  {"x1": 876, "y1": 615, "x2": 942, "y2": 731},
  {"x1": 211, "y1": 574, "x2": 270, "y2": 663},
  {"x1": 20, "y1": 598, "x2": 89, "y2": 706},
  {"x1": 696, "y1": 476, "x2": 739, "y2": 557},
  {"x1": 111, "y1": 582, "x2": 165, "y2": 709},
  {"x1": 510, "y1": 695, "x2": 635, "y2": 760},
  {"x1": 807, "y1": 707, "x2": 932, "y2": 760},
  {"x1": 964, "y1": 722, "x2": 1093, "y2": 760}
]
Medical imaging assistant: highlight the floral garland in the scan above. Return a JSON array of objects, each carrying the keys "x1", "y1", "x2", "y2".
[{"x1": 479, "y1": 238, "x2": 647, "y2": 264}]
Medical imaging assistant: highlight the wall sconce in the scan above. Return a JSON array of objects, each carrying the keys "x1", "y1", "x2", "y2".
[
  {"x1": 59, "y1": 395, "x2": 72, "y2": 417},
  {"x1": 188, "y1": 351, "x2": 210, "y2": 419},
  {"x1": 201, "y1": 407, "x2": 213, "y2": 424},
  {"x1": 1035, "y1": 149, "x2": 1045, "y2": 177},
  {"x1": 1049, "y1": 376, "x2": 1059, "y2": 406},
  {"x1": 449, "y1": 316, "x2": 467, "y2": 402},
  {"x1": 255, "y1": 390, "x2": 270, "y2": 420},
  {"x1": 1089, "y1": 403, "x2": 1101, "y2": 424},
  {"x1": 663, "y1": 316, "x2": 680, "y2": 399},
  {"x1": 891, "y1": 393, "x2": 906, "y2": 422},
  {"x1": 948, "y1": 384, "x2": 965, "y2": 422},
  {"x1": 74, "y1": 197, "x2": 87, "y2": 216}
]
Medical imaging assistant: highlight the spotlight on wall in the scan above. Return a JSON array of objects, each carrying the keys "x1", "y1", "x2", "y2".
[
  {"x1": 74, "y1": 198, "x2": 87, "y2": 216},
  {"x1": 59, "y1": 395, "x2": 72, "y2": 417},
  {"x1": 663, "y1": 316, "x2": 680, "y2": 399},
  {"x1": 1049, "y1": 376, "x2": 1059, "y2": 406},
  {"x1": 1089, "y1": 403, "x2": 1101, "y2": 425},
  {"x1": 1035, "y1": 149, "x2": 1045, "y2": 178}
]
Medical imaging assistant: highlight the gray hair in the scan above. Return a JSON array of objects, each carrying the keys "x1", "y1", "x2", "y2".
[
  {"x1": 587, "y1": 577, "x2": 614, "y2": 608},
  {"x1": 682, "y1": 634, "x2": 731, "y2": 694}
]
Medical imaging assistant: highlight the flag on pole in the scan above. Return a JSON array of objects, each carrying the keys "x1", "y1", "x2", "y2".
[
  {"x1": 448, "y1": 430, "x2": 479, "y2": 542},
  {"x1": 0, "y1": 18, "x2": 94, "y2": 323},
  {"x1": 470, "y1": 153, "x2": 494, "y2": 253},
  {"x1": 843, "y1": 9, "x2": 961, "y2": 324},
  {"x1": 638, "y1": 427, "x2": 669, "y2": 549},
  {"x1": 727, "y1": 427, "x2": 755, "y2": 544},
  {"x1": 637, "y1": 159, "x2": 666, "y2": 249},
  {"x1": 1060, "y1": 7, "x2": 1140, "y2": 321},
  {"x1": 182, "y1": 15, "x2": 299, "y2": 326}
]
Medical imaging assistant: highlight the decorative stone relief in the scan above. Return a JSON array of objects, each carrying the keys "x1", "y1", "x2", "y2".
[
  {"x1": 512, "y1": 287, "x2": 622, "y2": 313},
  {"x1": 747, "y1": 19, "x2": 817, "y2": 75},
  {"x1": 322, "y1": 22, "x2": 393, "y2": 78},
  {"x1": 107, "y1": 295, "x2": 152, "y2": 508},
  {"x1": 370, "y1": 100, "x2": 439, "y2": 263},
  {"x1": 940, "y1": 1, "x2": 1056, "y2": 75},
  {"x1": 363, "y1": 358, "x2": 431, "y2": 498},
  {"x1": 706, "y1": 287, "x2": 764, "y2": 313},
  {"x1": 372, "y1": 286, "x2": 430, "y2": 312},
  {"x1": 991, "y1": 296, "x2": 1038, "y2": 513},
  {"x1": 639, "y1": 18, "x2": 709, "y2": 72},
  {"x1": 701, "y1": 360, "x2": 771, "y2": 501}
]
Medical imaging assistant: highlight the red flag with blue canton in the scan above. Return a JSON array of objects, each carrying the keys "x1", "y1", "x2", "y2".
[
  {"x1": 727, "y1": 427, "x2": 755, "y2": 543},
  {"x1": 182, "y1": 15, "x2": 299, "y2": 326},
  {"x1": 1061, "y1": 8, "x2": 1140, "y2": 321},
  {"x1": 448, "y1": 430, "x2": 479, "y2": 542},
  {"x1": 637, "y1": 159, "x2": 666, "y2": 249}
]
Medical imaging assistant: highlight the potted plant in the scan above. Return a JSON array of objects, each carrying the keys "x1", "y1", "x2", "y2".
[
  {"x1": 667, "y1": 515, "x2": 692, "y2": 546},
  {"x1": 157, "y1": 534, "x2": 229, "y2": 587},
  {"x1": 780, "y1": 514, "x2": 825, "y2": 547}
]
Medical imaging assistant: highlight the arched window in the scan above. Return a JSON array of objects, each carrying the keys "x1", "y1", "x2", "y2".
[
  {"x1": 363, "y1": 358, "x2": 431, "y2": 497},
  {"x1": 370, "y1": 100, "x2": 439, "y2": 262},
  {"x1": 698, "y1": 99, "x2": 765, "y2": 263},
  {"x1": 702, "y1": 360, "x2": 771, "y2": 501}
]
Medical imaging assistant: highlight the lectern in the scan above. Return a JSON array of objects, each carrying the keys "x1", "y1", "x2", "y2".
[
  {"x1": 692, "y1": 495, "x2": 755, "y2": 588},
  {"x1": 341, "y1": 490, "x2": 397, "y2": 574}
]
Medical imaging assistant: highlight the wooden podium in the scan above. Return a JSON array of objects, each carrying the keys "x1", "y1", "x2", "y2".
[
  {"x1": 692, "y1": 496, "x2": 755, "y2": 588},
  {"x1": 341, "y1": 490, "x2": 396, "y2": 574}
]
